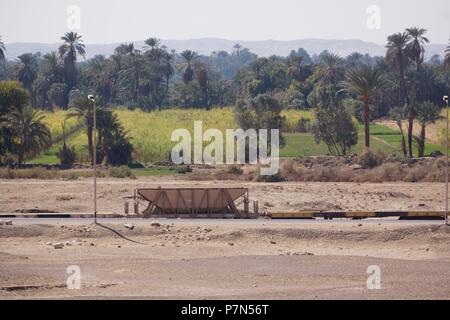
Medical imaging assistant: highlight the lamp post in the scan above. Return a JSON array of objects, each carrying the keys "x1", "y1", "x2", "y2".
[
  {"x1": 444, "y1": 95, "x2": 449, "y2": 226},
  {"x1": 88, "y1": 95, "x2": 97, "y2": 224}
]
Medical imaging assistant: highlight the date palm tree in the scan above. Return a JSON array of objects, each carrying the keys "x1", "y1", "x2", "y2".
[
  {"x1": 195, "y1": 63, "x2": 210, "y2": 109},
  {"x1": 406, "y1": 27, "x2": 429, "y2": 72},
  {"x1": 58, "y1": 32, "x2": 85, "y2": 102},
  {"x1": 415, "y1": 101, "x2": 443, "y2": 157},
  {"x1": 42, "y1": 51, "x2": 63, "y2": 84},
  {"x1": 342, "y1": 64, "x2": 383, "y2": 148},
  {"x1": 180, "y1": 50, "x2": 197, "y2": 83},
  {"x1": 386, "y1": 32, "x2": 413, "y2": 157},
  {"x1": 2, "y1": 106, "x2": 51, "y2": 164},
  {"x1": 0, "y1": 36, "x2": 5, "y2": 61},
  {"x1": 315, "y1": 52, "x2": 345, "y2": 86},
  {"x1": 16, "y1": 53, "x2": 38, "y2": 93},
  {"x1": 115, "y1": 43, "x2": 134, "y2": 56},
  {"x1": 161, "y1": 50, "x2": 174, "y2": 99},
  {"x1": 144, "y1": 38, "x2": 160, "y2": 51},
  {"x1": 66, "y1": 97, "x2": 97, "y2": 164}
]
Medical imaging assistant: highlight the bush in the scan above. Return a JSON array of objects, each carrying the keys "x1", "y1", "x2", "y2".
[
  {"x1": 0, "y1": 167, "x2": 57, "y2": 179},
  {"x1": 358, "y1": 149, "x2": 385, "y2": 168},
  {"x1": 109, "y1": 166, "x2": 136, "y2": 179},
  {"x1": 226, "y1": 165, "x2": 243, "y2": 175},
  {"x1": 176, "y1": 165, "x2": 192, "y2": 174},
  {"x1": 128, "y1": 162, "x2": 145, "y2": 169},
  {"x1": 106, "y1": 132, "x2": 133, "y2": 166},
  {"x1": 58, "y1": 143, "x2": 77, "y2": 166},
  {"x1": 257, "y1": 173, "x2": 285, "y2": 182}
]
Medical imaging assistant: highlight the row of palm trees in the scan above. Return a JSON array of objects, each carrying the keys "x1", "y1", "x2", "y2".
[{"x1": 342, "y1": 28, "x2": 449, "y2": 157}]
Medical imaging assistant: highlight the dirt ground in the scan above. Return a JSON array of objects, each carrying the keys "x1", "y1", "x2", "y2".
[
  {"x1": 1, "y1": 177, "x2": 450, "y2": 299},
  {"x1": 1, "y1": 220, "x2": 450, "y2": 299},
  {"x1": 0, "y1": 176, "x2": 447, "y2": 214}
]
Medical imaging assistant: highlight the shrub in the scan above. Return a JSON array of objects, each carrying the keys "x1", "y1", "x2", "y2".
[
  {"x1": 358, "y1": 149, "x2": 385, "y2": 168},
  {"x1": 128, "y1": 162, "x2": 145, "y2": 169},
  {"x1": 226, "y1": 165, "x2": 243, "y2": 175},
  {"x1": 176, "y1": 165, "x2": 192, "y2": 174},
  {"x1": 109, "y1": 166, "x2": 136, "y2": 179},
  {"x1": 58, "y1": 143, "x2": 77, "y2": 166},
  {"x1": 257, "y1": 173, "x2": 285, "y2": 182},
  {"x1": 0, "y1": 167, "x2": 57, "y2": 179}
]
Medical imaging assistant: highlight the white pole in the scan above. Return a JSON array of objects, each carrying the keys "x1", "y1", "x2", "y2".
[
  {"x1": 445, "y1": 96, "x2": 449, "y2": 226},
  {"x1": 88, "y1": 95, "x2": 97, "y2": 224}
]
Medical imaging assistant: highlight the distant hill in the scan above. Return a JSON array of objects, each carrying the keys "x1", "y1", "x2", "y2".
[{"x1": 4, "y1": 38, "x2": 447, "y2": 60}]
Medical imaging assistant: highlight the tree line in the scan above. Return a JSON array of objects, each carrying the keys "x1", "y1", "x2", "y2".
[{"x1": 0, "y1": 29, "x2": 450, "y2": 166}]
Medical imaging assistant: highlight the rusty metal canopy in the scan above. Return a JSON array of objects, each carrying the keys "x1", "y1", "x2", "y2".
[{"x1": 137, "y1": 187, "x2": 247, "y2": 215}]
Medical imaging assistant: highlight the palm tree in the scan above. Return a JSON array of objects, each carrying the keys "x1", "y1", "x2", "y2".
[
  {"x1": 66, "y1": 97, "x2": 96, "y2": 164},
  {"x1": 144, "y1": 38, "x2": 160, "y2": 51},
  {"x1": 16, "y1": 53, "x2": 38, "y2": 92},
  {"x1": 58, "y1": 32, "x2": 85, "y2": 100},
  {"x1": 342, "y1": 64, "x2": 383, "y2": 148},
  {"x1": 287, "y1": 55, "x2": 304, "y2": 82},
  {"x1": 195, "y1": 63, "x2": 210, "y2": 109},
  {"x1": 233, "y1": 43, "x2": 242, "y2": 55},
  {"x1": 180, "y1": 50, "x2": 197, "y2": 83},
  {"x1": 315, "y1": 52, "x2": 345, "y2": 86},
  {"x1": 115, "y1": 43, "x2": 134, "y2": 56},
  {"x1": 0, "y1": 36, "x2": 5, "y2": 61},
  {"x1": 386, "y1": 32, "x2": 410, "y2": 105},
  {"x1": 161, "y1": 51, "x2": 174, "y2": 99},
  {"x1": 406, "y1": 27, "x2": 429, "y2": 72},
  {"x1": 42, "y1": 51, "x2": 63, "y2": 83},
  {"x1": 386, "y1": 32, "x2": 413, "y2": 157},
  {"x1": 2, "y1": 106, "x2": 51, "y2": 164},
  {"x1": 120, "y1": 50, "x2": 144, "y2": 105},
  {"x1": 415, "y1": 101, "x2": 444, "y2": 157},
  {"x1": 390, "y1": 107, "x2": 408, "y2": 157}
]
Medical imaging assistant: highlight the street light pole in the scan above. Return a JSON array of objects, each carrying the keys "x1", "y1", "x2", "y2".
[
  {"x1": 445, "y1": 95, "x2": 449, "y2": 226},
  {"x1": 88, "y1": 95, "x2": 97, "y2": 224}
]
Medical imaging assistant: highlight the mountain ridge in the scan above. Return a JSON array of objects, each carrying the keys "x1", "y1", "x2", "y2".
[{"x1": 3, "y1": 38, "x2": 447, "y2": 60}]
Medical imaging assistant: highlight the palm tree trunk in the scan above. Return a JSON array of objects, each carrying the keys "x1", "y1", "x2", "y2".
[
  {"x1": 17, "y1": 135, "x2": 25, "y2": 165},
  {"x1": 418, "y1": 123, "x2": 426, "y2": 158},
  {"x1": 407, "y1": 112, "x2": 414, "y2": 158},
  {"x1": 363, "y1": 98, "x2": 370, "y2": 148}
]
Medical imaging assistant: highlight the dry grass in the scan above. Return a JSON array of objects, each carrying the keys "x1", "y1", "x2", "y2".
[{"x1": 279, "y1": 157, "x2": 446, "y2": 183}]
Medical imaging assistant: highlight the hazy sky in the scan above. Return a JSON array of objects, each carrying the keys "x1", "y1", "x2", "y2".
[{"x1": 1, "y1": 0, "x2": 449, "y2": 44}]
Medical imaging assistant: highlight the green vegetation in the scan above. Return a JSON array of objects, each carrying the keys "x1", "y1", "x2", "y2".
[
  {"x1": 1, "y1": 27, "x2": 449, "y2": 168},
  {"x1": 27, "y1": 108, "x2": 444, "y2": 164}
]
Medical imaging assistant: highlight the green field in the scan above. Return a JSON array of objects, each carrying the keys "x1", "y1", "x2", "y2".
[{"x1": 31, "y1": 107, "x2": 444, "y2": 164}]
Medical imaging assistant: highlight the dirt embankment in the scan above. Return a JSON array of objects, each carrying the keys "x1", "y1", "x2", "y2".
[{"x1": 0, "y1": 178, "x2": 447, "y2": 214}]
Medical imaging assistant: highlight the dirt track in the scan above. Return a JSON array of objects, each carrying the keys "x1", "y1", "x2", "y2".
[
  {"x1": 0, "y1": 177, "x2": 447, "y2": 214},
  {"x1": 1, "y1": 220, "x2": 450, "y2": 299}
]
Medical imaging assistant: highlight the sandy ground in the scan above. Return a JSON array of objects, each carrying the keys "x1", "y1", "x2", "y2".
[
  {"x1": 1, "y1": 219, "x2": 450, "y2": 299},
  {"x1": 1, "y1": 177, "x2": 450, "y2": 299},
  {"x1": 0, "y1": 177, "x2": 447, "y2": 214}
]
